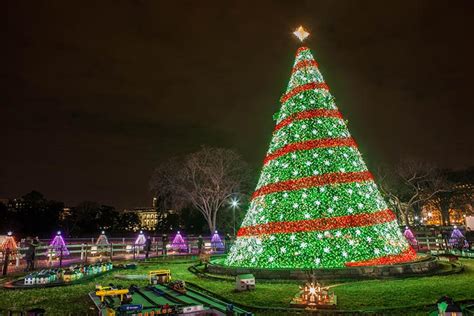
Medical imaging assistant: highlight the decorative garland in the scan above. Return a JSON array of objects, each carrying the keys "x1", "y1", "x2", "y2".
[
  {"x1": 237, "y1": 208, "x2": 396, "y2": 237},
  {"x1": 264, "y1": 137, "x2": 357, "y2": 165},
  {"x1": 292, "y1": 59, "x2": 319, "y2": 74},
  {"x1": 280, "y1": 82, "x2": 330, "y2": 104},
  {"x1": 296, "y1": 46, "x2": 310, "y2": 54},
  {"x1": 345, "y1": 247, "x2": 417, "y2": 267},
  {"x1": 252, "y1": 170, "x2": 374, "y2": 199},
  {"x1": 274, "y1": 108, "x2": 343, "y2": 132}
]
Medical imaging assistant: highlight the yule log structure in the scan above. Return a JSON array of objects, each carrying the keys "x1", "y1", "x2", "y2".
[{"x1": 225, "y1": 27, "x2": 416, "y2": 269}]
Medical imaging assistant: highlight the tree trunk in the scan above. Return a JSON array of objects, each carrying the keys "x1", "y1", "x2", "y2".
[
  {"x1": 403, "y1": 211, "x2": 410, "y2": 226},
  {"x1": 206, "y1": 218, "x2": 215, "y2": 234},
  {"x1": 440, "y1": 205, "x2": 451, "y2": 226},
  {"x1": 412, "y1": 204, "x2": 421, "y2": 225}
]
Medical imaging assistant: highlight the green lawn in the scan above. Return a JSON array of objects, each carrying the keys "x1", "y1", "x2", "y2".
[{"x1": 0, "y1": 258, "x2": 473, "y2": 314}]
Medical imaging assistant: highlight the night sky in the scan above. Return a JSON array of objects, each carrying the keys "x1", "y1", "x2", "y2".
[{"x1": 3, "y1": 1, "x2": 474, "y2": 209}]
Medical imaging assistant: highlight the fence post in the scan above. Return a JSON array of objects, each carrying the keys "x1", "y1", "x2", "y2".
[
  {"x1": 2, "y1": 249, "x2": 10, "y2": 276},
  {"x1": 80, "y1": 244, "x2": 84, "y2": 261},
  {"x1": 110, "y1": 243, "x2": 113, "y2": 261},
  {"x1": 59, "y1": 248, "x2": 63, "y2": 268},
  {"x1": 84, "y1": 244, "x2": 88, "y2": 263},
  {"x1": 48, "y1": 247, "x2": 53, "y2": 267},
  {"x1": 133, "y1": 245, "x2": 136, "y2": 260}
]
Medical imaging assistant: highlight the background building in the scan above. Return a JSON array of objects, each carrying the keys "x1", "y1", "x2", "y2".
[{"x1": 123, "y1": 206, "x2": 158, "y2": 231}]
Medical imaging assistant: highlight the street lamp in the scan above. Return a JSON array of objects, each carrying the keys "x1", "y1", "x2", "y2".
[{"x1": 229, "y1": 198, "x2": 240, "y2": 236}]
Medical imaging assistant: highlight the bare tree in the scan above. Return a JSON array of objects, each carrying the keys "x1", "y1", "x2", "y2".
[
  {"x1": 432, "y1": 168, "x2": 474, "y2": 225},
  {"x1": 377, "y1": 159, "x2": 450, "y2": 225},
  {"x1": 150, "y1": 159, "x2": 185, "y2": 211},
  {"x1": 150, "y1": 147, "x2": 250, "y2": 233}
]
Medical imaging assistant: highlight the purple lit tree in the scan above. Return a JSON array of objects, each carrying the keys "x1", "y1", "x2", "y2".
[
  {"x1": 211, "y1": 231, "x2": 224, "y2": 251},
  {"x1": 135, "y1": 231, "x2": 146, "y2": 247},
  {"x1": 448, "y1": 226, "x2": 465, "y2": 248},
  {"x1": 49, "y1": 231, "x2": 69, "y2": 256},
  {"x1": 403, "y1": 227, "x2": 418, "y2": 246},
  {"x1": 171, "y1": 231, "x2": 187, "y2": 252}
]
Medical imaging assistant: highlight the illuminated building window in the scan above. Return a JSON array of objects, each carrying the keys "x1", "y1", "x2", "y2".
[
  {"x1": 421, "y1": 205, "x2": 442, "y2": 226},
  {"x1": 449, "y1": 209, "x2": 464, "y2": 225}
]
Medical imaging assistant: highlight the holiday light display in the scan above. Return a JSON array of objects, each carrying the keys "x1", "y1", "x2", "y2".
[
  {"x1": 0, "y1": 232, "x2": 18, "y2": 251},
  {"x1": 225, "y1": 28, "x2": 416, "y2": 269},
  {"x1": 448, "y1": 226, "x2": 466, "y2": 248},
  {"x1": 170, "y1": 231, "x2": 187, "y2": 252},
  {"x1": 96, "y1": 231, "x2": 109, "y2": 245},
  {"x1": 49, "y1": 231, "x2": 69, "y2": 256},
  {"x1": 135, "y1": 231, "x2": 146, "y2": 246},
  {"x1": 403, "y1": 227, "x2": 418, "y2": 246},
  {"x1": 211, "y1": 231, "x2": 224, "y2": 251},
  {"x1": 291, "y1": 281, "x2": 336, "y2": 309}
]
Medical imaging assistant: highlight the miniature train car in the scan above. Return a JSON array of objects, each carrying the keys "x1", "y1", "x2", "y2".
[{"x1": 235, "y1": 274, "x2": 255, "y2": 292}]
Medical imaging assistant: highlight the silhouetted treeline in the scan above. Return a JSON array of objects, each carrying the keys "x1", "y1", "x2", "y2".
[{"x1": 0, "y1": 191, "x2": 140, "y2": 238}]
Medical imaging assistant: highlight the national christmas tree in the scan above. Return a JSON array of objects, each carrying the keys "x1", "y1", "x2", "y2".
[{"x1": 225, "y1": 27, "x2": 416, "y2": 269}]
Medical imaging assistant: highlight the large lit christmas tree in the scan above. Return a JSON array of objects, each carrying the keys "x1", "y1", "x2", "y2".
[{"x1": 225, "y1": 27, "x2": 416, "y2": 269}]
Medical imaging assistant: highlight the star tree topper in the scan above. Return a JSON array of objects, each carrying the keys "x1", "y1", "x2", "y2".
[{"x1": 293, "y1": 26, "x2": 310, "y2": 42}]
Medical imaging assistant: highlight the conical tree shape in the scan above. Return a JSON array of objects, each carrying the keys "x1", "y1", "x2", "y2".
[{"x1": 225, "y1": 46, "x2": 416, "y2": 269}]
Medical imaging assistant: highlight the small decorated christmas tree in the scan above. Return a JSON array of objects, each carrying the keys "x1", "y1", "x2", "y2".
[
  {"x1": 135, "y1": 231, "x2": 146, "y2": 246},
  {"x1": 448, "y1": 226, "x2": 465, "y2": 248},
  {"x1": 49, "y1": 231, "x2": 69, "y2": 256},
  {"x1": 211, "y1": 231, "x2": 224, "y2": 250},
  {"x1": 225, "y1": 27, "x2": 416, "y2": 269},
  {"x1": 403, "y1": 227, "x2": 418, "y2": 246},
  {"x1": 171, "y1": 231, "x2": 187, "y2": 252},
  {"x1": 0, "y1": 232, "x2": 18, "y2": 251},
  {"x1": 96, "y1": 231, "x2": 109, "y2": 245}
]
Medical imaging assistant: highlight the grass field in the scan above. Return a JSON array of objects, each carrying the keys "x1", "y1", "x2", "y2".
[{"x1": 0, "y1": 258, "x2": 473, "y2": 314}]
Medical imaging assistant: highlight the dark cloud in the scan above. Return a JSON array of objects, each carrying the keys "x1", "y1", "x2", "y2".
[{"x1": 2, "y1": 0, "x2": 474, "y2": 208}]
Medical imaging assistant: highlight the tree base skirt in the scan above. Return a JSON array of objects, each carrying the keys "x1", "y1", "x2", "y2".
[{"x1": 208, "y1": 255, "x2": 440, "y2": 280}]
